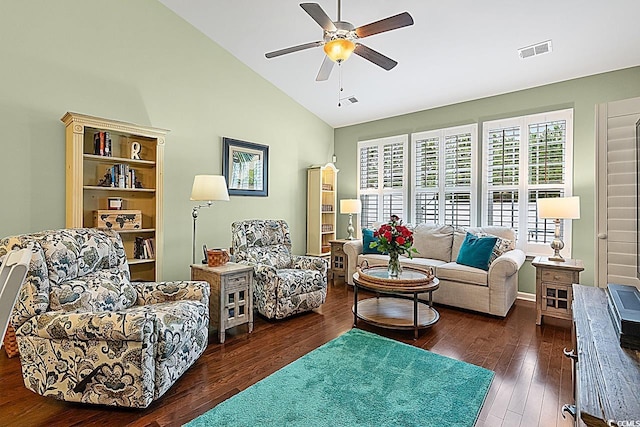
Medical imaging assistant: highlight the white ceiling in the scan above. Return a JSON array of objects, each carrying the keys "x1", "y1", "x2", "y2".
[{"x1": 158, "y1": 0, "x2": 640, "y2": 128}]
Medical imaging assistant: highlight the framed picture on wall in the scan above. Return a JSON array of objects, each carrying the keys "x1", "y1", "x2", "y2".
[{"x1": 222, "y1": 137, "x2": 269, "y2": 197}]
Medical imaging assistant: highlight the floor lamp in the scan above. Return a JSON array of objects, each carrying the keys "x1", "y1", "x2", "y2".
[
  {"x1": 191, "y1": 175, "x2": 230, "y2": 264},
  {"x1": 537, "y1": 196, "x2": 580, "y2": 262},
  {"x1": 340, "y1": 199, "x2": 362, "y2": 240}
]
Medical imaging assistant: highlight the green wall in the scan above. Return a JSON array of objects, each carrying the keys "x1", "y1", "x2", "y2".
[
  {"x1": 334, "y1": 67, "x2": 640, "y2": 293},
  {"x1": 0, "y1": 1, "x2": 333, "y2": 280}
]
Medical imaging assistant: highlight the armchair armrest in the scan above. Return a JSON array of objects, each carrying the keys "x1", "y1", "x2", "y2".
[
  {"x1": 343, "y1": 240, "x2": 363, "y2": 285},
  {"x1": 19, "y1": 309, "x2": 154, "y2": 342},
  {"x1": 133, "y1": 280, "x2": 210, "y2": 307},
  {"x1": 291, "y1": 255, "x2": 328, "y2": 275}
]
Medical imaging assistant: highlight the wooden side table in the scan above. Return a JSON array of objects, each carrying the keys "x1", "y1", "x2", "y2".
[
  {"x1": 191, "y1": 262, "x2": 254, "y2": 343},
  {"x1": 532, "y1": 256, "x2": 584, "y2": 325},
  {"x1": 329, "y1": 239, "x2": 349, "y2": 280}
]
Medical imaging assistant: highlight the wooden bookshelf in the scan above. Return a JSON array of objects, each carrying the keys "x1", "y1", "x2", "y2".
[
  {"x1": 307, "y1": 163, "x2": 338, "y2": 257},
  {"x1": 62, "y1": 112, "x2": 168, "y2": 281}
]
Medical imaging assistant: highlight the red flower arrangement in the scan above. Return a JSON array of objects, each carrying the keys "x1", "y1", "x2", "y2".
[{"x1": 370, "y1": 215, "x2": 417, "y2": 277}]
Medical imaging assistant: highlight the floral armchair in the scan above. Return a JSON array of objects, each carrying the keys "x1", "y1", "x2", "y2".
[
  {"x1": 231, "y1": 219, "x2": 327, "y2": 320},
  {"x1": 0, "y1": 228, "x2": 210, "y2": 408}
]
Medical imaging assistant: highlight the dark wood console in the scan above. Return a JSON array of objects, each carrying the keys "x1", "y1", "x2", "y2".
[{"x1": 570, "y1": 284, "x2": 640, "y2": 426}]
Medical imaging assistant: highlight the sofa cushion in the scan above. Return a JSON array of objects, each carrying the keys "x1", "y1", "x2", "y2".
[
  {"x1": 412, "y1": 224, "x2": 454, "y2": 262},
  {"x1": 403, "y1": 257, "x2": 447, "y2": 270},
  {"x1": 437, "y1": 262, "x2": 488, "y2": 287},
  {"x1": 362, "y1": 228, "x2": 383, "y2": 254},
  {"x1": 452, "y1": 226, "x2": 517, "y2": 261},
  {"x1": 476, "y1": 232, "x2": 514, "y2": 264},
  {"x1": 49, "y1": 269, "x2": 137, "y2": 313},
  {"x1": 456, "y1": 233, "x2": 497, "y2": 271}
]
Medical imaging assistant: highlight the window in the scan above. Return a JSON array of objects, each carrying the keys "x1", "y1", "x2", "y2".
[
  {"x1": 482, "y1": 109, "x2": 573, "y2": 255},
  {"x1": 357, "y1": 135, "x2": 408, "y2": 228},
  {"x1": 411, "y1": 124, "x2": 477, "y2": 227}
]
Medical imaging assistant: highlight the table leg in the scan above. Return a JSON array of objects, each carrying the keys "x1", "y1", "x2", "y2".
[
  {"x1": 353, "y1": 282, "x2": 358, "y2": 328},
  {"x1": 414, "y1": 292, "x2": 418, "y2": 340}
]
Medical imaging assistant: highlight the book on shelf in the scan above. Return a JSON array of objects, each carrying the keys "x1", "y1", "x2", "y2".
[
  {"x1": 134, "y1": 237, "x2": 155, "y2": 260},
  {"x1": 99, "y1": 164, "x2": 139, "y2": 188},
  {"x1": 93, "y1": 132, "x2": 112, "y2": 157}
]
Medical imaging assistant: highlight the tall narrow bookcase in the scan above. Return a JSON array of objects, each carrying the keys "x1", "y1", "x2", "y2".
[
  {"x1": 307, "y1": 163, "x2": 338, "y2": 257},
  {"x1": 62, "y1": 112, "x2": 168, "y2": 281}
]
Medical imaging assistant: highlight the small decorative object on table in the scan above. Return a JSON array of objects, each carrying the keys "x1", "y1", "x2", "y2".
[
  {"x1": 370, "y1": 215, "x2": 417, "y2": 278},
  {"x1": 207, "y1": 248, "x2": 230, "y2": 267},
  {"x1": 108, "y1": 197, "x2": 123, "y2": 210}
]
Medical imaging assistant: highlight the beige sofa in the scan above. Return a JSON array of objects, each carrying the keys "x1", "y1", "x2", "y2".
[{"x1": 344, "y1": 224, "x2": 526, "y2": 317}]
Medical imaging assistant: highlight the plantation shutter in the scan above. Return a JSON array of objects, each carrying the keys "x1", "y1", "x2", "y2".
[
  {"x1": 358, "y1": 135, "x2": 408, "y2": 228},
  {"x1": 444, "y1": 131, "x2": 473, "y2": 227},
  {"x1": 527, "y1": 119, "x2": 568, "y2": 246},
  {"x1": 411, "y1": 125, "x2": 477, "y2": 226},
  {"x1": 486, "y1": 126, "x2": 520, "y2": 229},
  {"x1": 413, "y1": 134, "x2": 440, "y2": 224},
  {"x1": 596, "y1": 97, "x2": 640, "y2": 287},
  {"x1": 483, "y1": 109, "x2": 573, "y2": 255}
]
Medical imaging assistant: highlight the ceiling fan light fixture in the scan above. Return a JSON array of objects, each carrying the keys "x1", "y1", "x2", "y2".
[{"x1": 324, "y1": 38, "x2": 355, "y2": 63}]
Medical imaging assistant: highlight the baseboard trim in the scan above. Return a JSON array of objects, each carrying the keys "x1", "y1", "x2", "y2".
[{"x1": 517, "y1": 291, "x2": 535, "y2": 302}]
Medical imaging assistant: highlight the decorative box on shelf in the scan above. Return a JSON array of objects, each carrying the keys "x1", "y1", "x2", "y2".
[{"x1": 94, "y1": 210, "x2": 142, "y2": 230}]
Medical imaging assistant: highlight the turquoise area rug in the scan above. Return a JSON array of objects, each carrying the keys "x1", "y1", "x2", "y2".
[{"x1": 185, "y1": 329, "x2": 493, "y2": 427}]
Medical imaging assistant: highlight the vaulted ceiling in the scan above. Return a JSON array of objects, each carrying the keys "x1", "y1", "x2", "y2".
[{"x1": 159, "y1": 0, "x2": 640, "y2": 128}]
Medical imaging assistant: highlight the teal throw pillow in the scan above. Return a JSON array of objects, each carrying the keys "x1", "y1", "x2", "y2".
[
  {"x1": 456, "y1": 232, "x2": 498, "y2": 271},
  {"x1": 362, "y1": 228, "x2": 386, "y2": 255}
]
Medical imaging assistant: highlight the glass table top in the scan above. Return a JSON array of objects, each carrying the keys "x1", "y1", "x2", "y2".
[{"x1": 360, "y1": 266, "x2": 431, "y2": 281}]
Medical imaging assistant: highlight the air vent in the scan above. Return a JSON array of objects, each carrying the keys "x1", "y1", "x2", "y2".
[
  {"x1": 338, "y1": 96, "x2": 358, "y2": 107},
  {"x1": 518, "y1": 40, "x2": 552, "y2": 59}
]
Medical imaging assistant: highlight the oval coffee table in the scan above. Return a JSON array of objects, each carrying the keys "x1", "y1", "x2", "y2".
[{"x1": 353, "y1": 266, "x2": 439, "y2": 339}]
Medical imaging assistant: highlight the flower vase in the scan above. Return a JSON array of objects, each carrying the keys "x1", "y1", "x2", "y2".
[{"x1": 388, "y1": 251, "x2": 402, "y2": 278}]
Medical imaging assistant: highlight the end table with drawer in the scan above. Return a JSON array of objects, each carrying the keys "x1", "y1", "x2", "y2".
[
  {"x1": 532, "y1": 256, "x2": 584, "y2": 325},
  {"x1": 329, "y1": 239, "x2": 349, "y2": 281},
  {"x1": 190, "y1": 262, "x2": 254, "y2": 343}
]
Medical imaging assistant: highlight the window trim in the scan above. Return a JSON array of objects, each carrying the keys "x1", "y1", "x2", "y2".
[{"x1": 481, "y1": 108, "x2": 574, "y2": 257}]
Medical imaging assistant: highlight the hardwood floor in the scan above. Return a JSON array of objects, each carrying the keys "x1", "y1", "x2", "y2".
[{"x1": 0, "y1": 280, "x2": 575, "y2": 427}]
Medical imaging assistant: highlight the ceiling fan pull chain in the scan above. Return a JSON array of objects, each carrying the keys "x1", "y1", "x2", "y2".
[{"x1": 338, "y1": 63, "x2": 343, "y2": 107}]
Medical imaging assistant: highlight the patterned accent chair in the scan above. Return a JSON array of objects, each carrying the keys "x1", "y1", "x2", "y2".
[
  {"x1": 231, "y1": 219, "x2": 328, "y2": 319},
  {"x1": 0, "y1": 228, "x2": 210, "y2": 408}
]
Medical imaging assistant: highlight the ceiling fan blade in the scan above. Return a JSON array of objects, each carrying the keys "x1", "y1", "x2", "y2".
[
  {"x1": 300, "y1": 3, "x2": 337, "y2": 32},
  {"x1": 316, "y1": 56, "x2": 335, "y2": 81},
  {"x1": 265, "y1": 41, "x2": 324, "y2": 59},
  {"x1": 354, "y1": 44, "x2": 398, "y2": 71},
  {"x1": 355, "y1": 12, "x2": 414, "y2": 38}
]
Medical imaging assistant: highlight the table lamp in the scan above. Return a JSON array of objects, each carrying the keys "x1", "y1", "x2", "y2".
[
  {"x1": 340, "y1": 199, "x2": 361, "y2": 240},
  {"x1": 537, "y1": 196, "x2": 580, "y2": 262},
  {"x1": 191, "y1": 175, "x2": 230, "y2": 264}
]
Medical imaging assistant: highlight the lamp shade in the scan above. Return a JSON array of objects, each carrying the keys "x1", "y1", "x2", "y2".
[
  {"x1": 537, "y1": 196, "x2": 580, "y2": 219},
  {"x1": 190, "y1": 175, "x2": 230, "y2": 202},
  {"x1": 340, "y1": 199, "x2": 361, "y2": 214},
  {"x1": 324, "y1": 38, "x2": 355, "y2": 63}
]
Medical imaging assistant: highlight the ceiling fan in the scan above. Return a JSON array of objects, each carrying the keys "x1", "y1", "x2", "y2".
[{"x1": 265, "y1": 1, "x2": 414, "y2": 81}]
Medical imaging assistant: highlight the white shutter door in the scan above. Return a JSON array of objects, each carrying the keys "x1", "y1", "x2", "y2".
[{"x1": 596, "y1": 97, "x2": 640, "y2": 288}]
